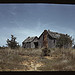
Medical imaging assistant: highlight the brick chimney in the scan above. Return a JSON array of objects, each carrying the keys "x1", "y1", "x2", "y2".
[{"x1": 43, "y1": 30, "x2": 48, "y2": 48}]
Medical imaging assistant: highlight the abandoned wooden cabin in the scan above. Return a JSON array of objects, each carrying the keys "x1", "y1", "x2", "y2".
[
  {"x1": 22, "y1": 30, "x2": 72, "y2": 48},
  {"x1": 22, "y1": 36, "x2": 38, "y2": 48},
  {"x1": 38, "y1": 30, "x2": 60, "y2": 48}
]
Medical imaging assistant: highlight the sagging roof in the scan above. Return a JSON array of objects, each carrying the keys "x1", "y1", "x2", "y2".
[
  {"x1": 23, "y1": 30, "x2": 65, "y2": 43},
  {"x1": 23, "y1": 36, "x2": 38, "y2": 43},
  {"x1": 39, "y1": 30, "x2": 63, "y2": 39},
  {"x1": 48, "y1": 30, "x2": 60, "y2": 38}
]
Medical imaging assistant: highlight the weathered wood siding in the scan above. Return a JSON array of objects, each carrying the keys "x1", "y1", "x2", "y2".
[
  {"x1": 31, "y1": 37, "x2": 38, "y2": 48},
  {"x1": 23, "y1": 42, "x2": 31, "y2": 48},
  {"x1": 47, "y1": 38, "x2": 55, "y2": 48},
  {"x1": 47, "y1": 35, "x2": 56, "y2": 48},
  {"x1": 38, "y1": 35, "x2": 43, "y2": 48},
  {"x1": 31, "y1": 42, "x2": 35, "y2": 48}
]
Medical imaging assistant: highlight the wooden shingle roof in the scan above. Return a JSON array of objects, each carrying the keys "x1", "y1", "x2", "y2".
[
  {"x1": 39, "y1": 30, "x2": 64, "y2": 39},
  {"x1": 23, "y1": 36, "x2": 38, "y2": 43},
  {"x1": 48, "y1": 30, "x2": 60, "y2": 38}
]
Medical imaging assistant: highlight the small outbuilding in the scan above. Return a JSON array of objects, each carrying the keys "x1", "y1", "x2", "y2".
[{"x1": 22, "y1": 36, "x2": 38, "y2": 48}]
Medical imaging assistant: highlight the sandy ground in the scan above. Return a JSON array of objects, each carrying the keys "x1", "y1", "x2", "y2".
[
  {"x1": 19, "y1": 56, "x2": 44, "y2": 71},
  {"x1": 18, "y1": 55, "x2": 58, "y2": 71}
]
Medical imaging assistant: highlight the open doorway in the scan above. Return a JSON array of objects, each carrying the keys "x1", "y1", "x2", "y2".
[{"x1": 34, "y1": 42, "x2": 38, "y2": 48}]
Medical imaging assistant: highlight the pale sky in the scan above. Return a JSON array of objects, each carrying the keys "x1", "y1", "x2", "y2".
[{"x1": 0, "y1": 3, "x2": 75, "y2": 46}]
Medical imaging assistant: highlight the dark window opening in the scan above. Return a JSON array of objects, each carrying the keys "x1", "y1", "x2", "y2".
[
  {"x1": 34, "y1": 42, "x2": 38, "y2": 48},
  {"x1": 22, "y1": 42, "x2": 24, "y2": 45},
  {"x1": 54, "y1": 40, "x2": 55, "y2": 44}
]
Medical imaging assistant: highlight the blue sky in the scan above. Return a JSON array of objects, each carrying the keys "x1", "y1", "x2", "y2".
[{"x1": 0, "y1": 3, "x2": 75, "y2": 46}]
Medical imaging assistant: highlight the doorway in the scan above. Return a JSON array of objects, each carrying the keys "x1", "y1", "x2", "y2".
[{"x1": 34, "y1": 42, "x2": 38, "y2": 48}]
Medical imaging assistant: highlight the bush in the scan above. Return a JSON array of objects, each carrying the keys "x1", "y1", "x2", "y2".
[
  {"x1": 6, "y1": 35, "x2": 20, "y2": 49},
  {"x1": 56, "y1": 34, "x2": 73, "y2": 48},
  {"x1": 41, "y1": 48, "x2": 51, "y2": 56}
]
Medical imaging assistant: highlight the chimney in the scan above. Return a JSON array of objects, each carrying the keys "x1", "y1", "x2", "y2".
[{"x1": 43, "y1": 30, "x2": 48, "y2": 48}]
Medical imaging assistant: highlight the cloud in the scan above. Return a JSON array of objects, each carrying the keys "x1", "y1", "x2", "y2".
[
  {"x1": 8, "y1": 5, "x2": 17, "y2": 16},
  {"x1": 10, "y1": 11, "x2": 16, "y2": 15}
]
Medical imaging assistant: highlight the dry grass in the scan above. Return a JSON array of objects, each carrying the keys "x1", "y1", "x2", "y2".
[
  {"x1": 0, "y1": 47, "x2": 75, "y2": 71},
  {"x1": 0, "y1": 47, "x2": 43, "y2": 71},
  {"x1": 0, "y1": 48, "x2": 28, "y2": 71},
  {"x1": 38, "y1": 48, "x2": 75, "y2": 71}
]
